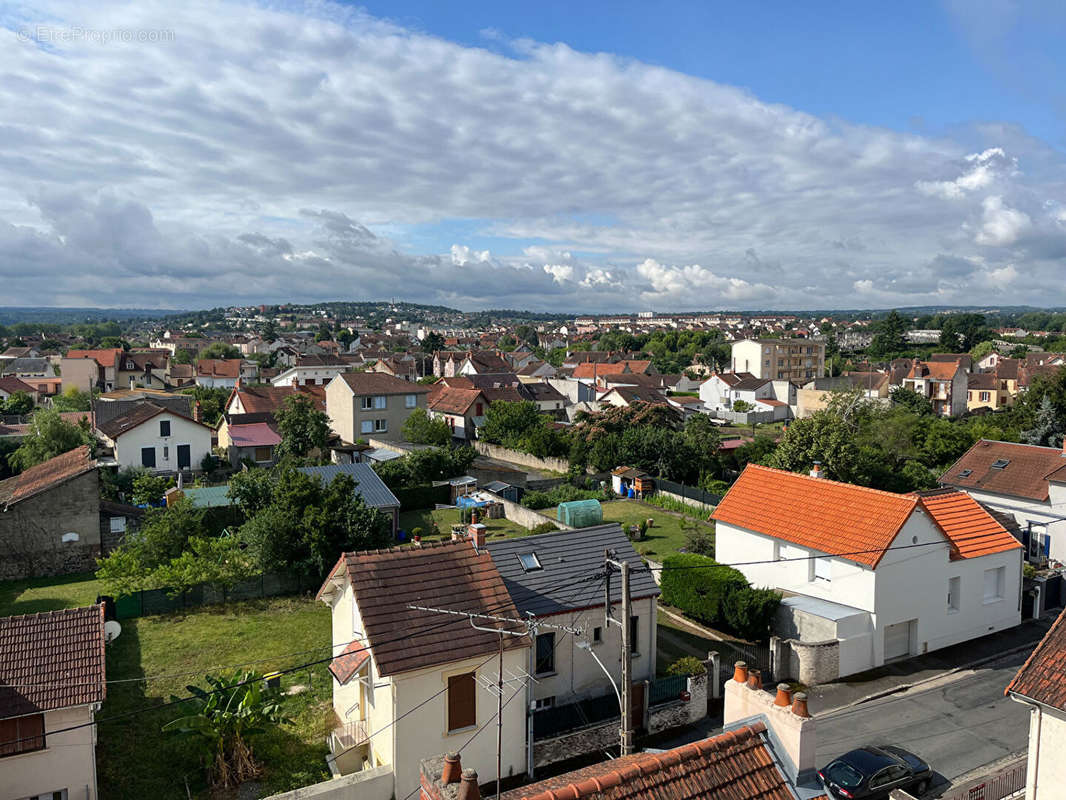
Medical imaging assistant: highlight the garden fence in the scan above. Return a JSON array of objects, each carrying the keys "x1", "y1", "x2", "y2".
[
  {"x1": 112, "y1": 569, "x2": 317, "y2": 619},
  {"x1": 655, "y1": 478, "x2": 722, "y2": 507},
  {"x1": 648, "y1": 674, "x2": 689, "y2": 706}
]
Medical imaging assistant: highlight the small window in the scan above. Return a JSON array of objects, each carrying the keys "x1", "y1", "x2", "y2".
[
  {"x1": 374, "y1": 395, "x2": 387, "y2": 409},
  {"x1": 948, "y1": 576, "x2": 960, "y2": 613},
  {"x1": 592, "y1": 626, "x2": 602, "y2": 643},
  {"x1": 475, "y1": 403, "x2": 484, "y2": 416},
  {"x1": 360, "y1": 396, "x2": 373, "y2": 410},
  {"x1": 814, "y1": 557, "x2": 832, "y2": 582},
  {"x1": 405, "y1": 394, "x2": 417, "y2": 408},
  {"x1": 109, "y1": 516, "x2": 126, "y2": 534},
  {"x1": 958, "y1": 469, "x2": 973, "y2": 478},
  {"x1": 361, "y1": 420, "x2": 374, "y2": 434},
  {"x1": 141, "y1": 447, "x2": 156, "y2": 468},
  {"x1": 518, "y1": 552, "x2": 542, "y2": 572},
  {"x1": 254, "y1": 446, "x2": 272, "y2": 462},
  {"x1": 447, "y1": 672, "x2": 476, "y2": 732},
  {"x1": 374, "y1": 419, "x2": 387, "y2": 432},
  {"x1": 533, "y1": 696, "x2": 555, "y2": 711},
  {"x1": 535, "y1": 632, "x2": 555, "y2": 675},
  {"x1": 629, "y1": 616, "x2": 640, "y2": 655},
  {"x1": 984, "y1": 566, "x2": 1005, "y2": 603},
  {"x1": 991, "y1": 459, "x2": 1010, "y2": 470},
  {"x1": 159, "y1": 419, "x2": 171, "y2": 437},
  {"x1": 772, "y1": 541, "x2": 781, "y2": 561},
  {"x1": 0, "y1": 712, "x2": 45, "y2": 757},
  {"x1": 163, "y1": 446, "x2": 169, "y2": 461}
]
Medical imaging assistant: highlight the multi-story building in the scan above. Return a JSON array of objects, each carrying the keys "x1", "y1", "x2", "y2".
[
  {"x1": 730, "y1": 338, "x2": 825, "y2": 382},
  {"x1": 326, "y1": 372, "x2": 429, "y2": 443}
]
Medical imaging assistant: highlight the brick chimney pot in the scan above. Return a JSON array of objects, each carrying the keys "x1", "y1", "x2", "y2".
[
  {"x1": 458, "y1": 768, "x2": 480, "y2": 800},
  {"x1": 441, "y1": 753, "x2": 461, "y2": 784},
  {"x1": 791, "y1": 692, "x2": 811, "y2": 718},
  {"x1": 774, "y1": 683, "x2": 792, "y2": 707},
  {"x1": 732, "y1": 661, "x2": 748, "y2": 684}
]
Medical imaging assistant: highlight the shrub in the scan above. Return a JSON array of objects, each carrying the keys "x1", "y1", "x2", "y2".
[
  {"x1": 659, "y1": 553, "x2": 748, "y2": 627},
  {"x1": 410, "y1": 527, "x2": 424, "y2": 539},
  {"x1": 722, "y1": 587, "x2": 781, "y2": 642},
  {"x1": 665, "y1": 656, "x2": 707, "y2": 677},
  {"x1": 529, "y1": 521, "x2": 558, "y2": 535},
  {"x1": 520, "y1": 483, "x2": 610, "y2": 510},
  {"x1": 682, "y1": 525, "x2": 715, "y2": 557}
]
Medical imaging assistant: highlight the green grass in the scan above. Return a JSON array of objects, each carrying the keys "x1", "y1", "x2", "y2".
[
  {"x1": 97, "y1": 596, "x2": 334, "y2": 799},
  {"x1": 399, "y1": 507, "x2": 538, "y2": 541},
  {"x1": 550, "y1": 500, "x2": 713, "y2": 561},
  {"x1": 0, "y1": 572, "x2": 104, "y2": 616}
]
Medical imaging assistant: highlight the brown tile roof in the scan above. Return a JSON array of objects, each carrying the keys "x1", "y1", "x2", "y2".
[
  {"x1": 96, "y1": 402, "x2": 209, "y2": 439},
  {"x1": 996, "y1": 358, "x2": 1020, "y2": 381},
  {"x1": 0, "y1": 445, "x2": 95, "y2": 509},
  {"x1": 502, "y1": 723, "x2": 795, "y2": 800},
  {"x1": 713, "y1": 464, "x2": 918, "y2": 568},
  {"x1": 229, "y1": 384, "x2": 326, "y2": 414},
  {"x1": 967, "y1": 373, "x2": 997, "y2": 390},
  {"x1": 319, "y1": 540, "x2": 527, "y2": 677},
  {"x1": 0, "y1": 605, "x2": 106, "y2": 719},
  {"x1": 196, "y1": 358, "x2": 242, "y2": 378},
  {"x1": 599, "y1": 386, "x2": 670, "y2": 407},
  {"x1": 917, "y1": 489, "x2": 1023, "y2": 560},
  {"x1": 295, "y1": 354, "x2": 347, "y2": 367},
  {"x1": 940, "y1": 439, "x2": 1066, "y2": 502},
  {"x1": 1006, "y1": 606, "x2": 1066, "y2": 710},
  {"x1": 0, "y1": 375, "x2": 37, "y2": 395},
  {"x1": 337, "y1": 372, "x2": 430, "y2": 396},
  {"x1": 466, "y1": 351, "x2": 512, "y2": 373},
  {"x1": 428, "y1": 386, "x2": 484, "y2": 415},
  {"x1": 169, "y1": 363, "x2": 195, "y2": 379}
]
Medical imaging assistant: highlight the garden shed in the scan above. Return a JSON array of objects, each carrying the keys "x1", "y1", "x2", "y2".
[{"x1": 557, "y1": 499, "x2": 603, "y2": 528}]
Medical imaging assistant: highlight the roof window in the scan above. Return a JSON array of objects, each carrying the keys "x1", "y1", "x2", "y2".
[
  {"x1": 958, "y1": 469, "x2": 973, "y2": 478},
  {"x1": 990, "y1": 459, "x2": 1010, "y2": 470},
  {"x1": 518, "y1": 552, "x2": 542, "y2": 572}
]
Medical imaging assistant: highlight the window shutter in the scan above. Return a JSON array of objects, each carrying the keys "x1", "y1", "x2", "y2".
[{"x1": 447, "y1": 672, "x2": 476, "y2": 731}]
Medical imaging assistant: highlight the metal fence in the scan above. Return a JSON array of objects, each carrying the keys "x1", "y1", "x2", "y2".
[
  {"x1": 655, "y1": 478, "x2": 722, "y2": 507},
  {"x1": 940, "y1": 757, "x2": 1026, "y2": 800},
  {"x1": 648, "y1": 674, "x2": 688, "y2": 706},
  {"x1": 113, "y1": 570, "x2": 317, "y2": 619},
  {"x1": 533, "y1": 692, "x2": 620, "y2": 740}
]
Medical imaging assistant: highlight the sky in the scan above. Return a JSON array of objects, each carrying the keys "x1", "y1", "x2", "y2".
[{"x1": 1, "y1": 0, "x2": 1065, "y2": 312}]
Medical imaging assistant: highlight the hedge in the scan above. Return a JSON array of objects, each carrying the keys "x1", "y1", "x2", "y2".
[
  {"x1": 393, "y1": 483, "x2": 451, "y2": 510},
  {"x1": 659, "y1": 553, "x2": 749, "y2": 628}
]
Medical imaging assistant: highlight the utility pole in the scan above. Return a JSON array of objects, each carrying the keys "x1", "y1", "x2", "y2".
[
  {"x1": 604, "y1": 553, "x2": 634, "y2": 757},
  {"x1": 496, "y1": 630, "x2": 503, "y2": 800}
]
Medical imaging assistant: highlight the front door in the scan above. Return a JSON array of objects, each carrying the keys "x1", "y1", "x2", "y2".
[{"x1": 177, "y1": 444, "x2": 191, "y2": 470}]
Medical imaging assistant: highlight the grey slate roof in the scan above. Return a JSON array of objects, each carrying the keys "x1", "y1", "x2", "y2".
[
  {"x1": 298, "y1": 462, "x2": 400, "y2": 509},
  {"x1": 485, "y1": 523, "x2": 659, "y2": 617}
]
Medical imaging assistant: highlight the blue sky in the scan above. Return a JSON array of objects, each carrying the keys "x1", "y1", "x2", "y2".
[{"x1": 1, "y1": 1, "x2": 1065, "y2": 310}]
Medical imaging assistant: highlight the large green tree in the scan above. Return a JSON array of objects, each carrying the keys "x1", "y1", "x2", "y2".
[
  {"x1": 8, "y1": 408, "x2": 92, "y2": 472},
  {"x1": 868, "y1": 310, "x2": 908, "y2": 357},
  {"x1": 273, "y1": 394, "x2": 331, "y2": 460},
  {"x1": 401, "y1": 407, "x2": 453, "y2": 445}
]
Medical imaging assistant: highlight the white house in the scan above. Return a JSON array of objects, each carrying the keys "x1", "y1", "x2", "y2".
[
  {"x1": 941, "y1": 439, "x2": 1066, "y2": 564},
  {"x1": 1006, "y1": 606, "x2": 1066, "y2": 799},
  {"x1": 713, "y1": 464, "x2": 1023, "y2": 681},
  {"x1": 317, "y1": 541, "x2": 530, "y2": 800},
  {"x1": 272, "y1": 354, "x2": 350, "y2": 387},
  {"x1": 901, "y1": 359, "x2": 968, "y2": 417},
  {"x1": 96, "y1": 402, "x2": 214, "y2": 473},
  {"x1": 0, "y1": 605, "x2": 107, "y2": 800}
]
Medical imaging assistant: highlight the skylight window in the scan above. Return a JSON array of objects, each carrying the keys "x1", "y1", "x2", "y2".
[
  {"x1": 990, "y1": 459, "x2": 1010, "y2": 470},
  {"x1": 958, "y1": 469, "x2": 973, "y2": 478},
  {"x1": 518, "y1": 552, "x2": 542, "y2": 572}
]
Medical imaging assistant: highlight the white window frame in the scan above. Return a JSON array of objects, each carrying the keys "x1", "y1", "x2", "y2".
[
  {"x1": 374, "y1": 395, "x2": 387, "y2": 409},
  {"x1": 374, "y1": 418, "x2": 387, "y2": 432},
  {"x1": 813, "y1": 556, "x2": 832, "y2": 582},
  {"x1": 360, "y1": 396, "x2": 373, "y2": 410},
  {"x1": 983, "y1": 566, "x2": 1005, "y2": 604},
  {"x1": 109, "y1": 516, "x2": 127, "y2": 534},
  {"x1": 360, "y1": 420, "x2": 374, "y2": 434},
  {"x1": 405, "y1": 394, "x2": 417, "y2": 408}
]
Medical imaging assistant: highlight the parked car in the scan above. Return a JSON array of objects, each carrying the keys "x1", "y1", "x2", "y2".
[{"x1": 818, "y1": 745, "x2": 933, "y2": 799}]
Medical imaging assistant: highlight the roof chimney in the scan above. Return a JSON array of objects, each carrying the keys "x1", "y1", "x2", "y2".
[
  {"x1": 809, "y1": 462, "x2": 824, "y2": 479},
  {"x1": 469, "y1": 523, "x2": 487, "y2": 551},
  {"x1": 458, "y1": 769, "x2": 480, "y2": 800},
  {"x1": 441, "y1": 753, "x2": 462, "y2": 784}
]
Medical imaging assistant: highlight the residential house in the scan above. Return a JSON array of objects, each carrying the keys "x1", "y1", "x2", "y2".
[
  {"x1": 0, "y1": 446, "x2": 100, "y2": 580},
  {"x1": 115, "y1": 350, "x2": 170, "y2": 390},
  {"x1": 1006, "y1": 605, "x2": 1066, "y2": 799},
  {"x1": 522, "y1": 381, "x2": 567, "y2": 414},
  {"x1": 166, "y1": 362, "x2": 196, "y2": 388},
  {"x1": 316, "y1": 541, "x2": 530, "y2": 800},
  {"x1": 516, "y1": 360, "x2": 557, "y2": 380},
  {"x1": 0, "y1": 375, "x2": 39, "y2": 406},
  {"x1": 427, "y1": 385, "x2": 487, "y2": 441},
  {"x1": 96, "y1": 402, "x2": 213, "y2": 473},
  {"x1": 901, "y1": 359, "x2": 968, "y2": 417},
  {"x1": 196, "y1": 358, "x2": 257, "y2": 388},
  {"x1": 370, "y1": 356, "x2": 418, "y2": 382},
  {"x1": 698, "y1": 372, "x2": 759, "y2": 413},
  {"x1": 224, "y1": 383, "x2": 327, "y2": 416},
  {"x1": 326, "y1": 372, "x2": 429, "y2": 443},
  {"x1": 795, "y1": 372, "x2": 890, "y2": 418},
  {"x1": 698, "y1": 373, "x2": 789, "y2": 419},
  {"x1": 298, "y1": 463, "x2": 401, "y2": 535},
  {"x1": 0, "y1": 605, "x2": 107, "y2": 800},
  {"x1": 223, "y1": 421, "x2": 282, "y2": 468},
  {"x1": 940, "y1": 439, "x2": 1066, "y2": 563},
  {"x1": 6, "y1": 358, "x2": 51, "y2": 382},
  {"x1": 597, "y1": 385, "x2": 672, "y2": 409},
  {"x1": 272, "y1": 354, "x2": 350, "y2": 387},
  {"x1": 61, "y1": 349, "x2": 122, "y2": 392},
  {"x1": 0, "y1": 345, "x2": 40, "y2": 364},
  {"x1": 486, "y1": 524, "x2": 660, "y2": 710},
  {"x1": 458, "y1": 351, "x2": 513, "y2": 376},
  {"x1": 730, "y1": 338, "x2": 825, "y2": 382},
  {"x1": 714, "y1": 465, "x2": 1022, "y2": 681},
  {"x1": 966, "y1": 372, "x2": 1005, "y2": 412}
]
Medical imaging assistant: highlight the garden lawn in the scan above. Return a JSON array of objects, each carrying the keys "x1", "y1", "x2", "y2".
[
  {"x1": 552, "y1": 500, "x2": 714, "y2": 561},
  {"x1": 656, "y1": 609, "x2": 725, "y2": 676},
  {"x1": 96, "y1": 595, "x2": 334, "y2": 799},
  {"x1": 0, "y1": 572, "x2": 103, "y2": 616},
  {"x1": 398, "y1": 507, "x2": 534, "y2": 541}
]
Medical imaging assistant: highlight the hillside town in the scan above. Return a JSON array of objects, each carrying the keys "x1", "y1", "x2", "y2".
[{"x1": 2, "y1": 304, "x2": 1066, "y2": 800}]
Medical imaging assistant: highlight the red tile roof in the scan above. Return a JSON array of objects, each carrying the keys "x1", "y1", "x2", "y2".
[
  {"x1": 940, "y1": 439, "x2": 1066, "y2": 502},
  {"x1": 502, "y1": 723, "x2": 795, "y2": 800},
  {"x1": 328, "y1": 641, "x2": 370, "y2": 685},
  {"x1": 917, "y1": 489, "x2": 1023, "y2": 560},
  {"x1": 319, "y1": 540, "x2": 527, "y2": 677},
  {"x1": 196, "y1": 358, "x2": 242, "y2": 378},
  {"x1": 1006, "y1": 606, "x2": 1066, "y2": 710},
  {"x1": 229, "y1": 384, "x2": 326, "y2": 414},
  {"x1": 712, "y1": 464, "x2": 918, "y2": 568},
  {"x1": 428, "y1": 386, "x2": 484, "y2": 415},
  {"x1": 0, "y1": 375, "x2": 37, "y2": 396},
  {"x1": 0, "y1": 445, "x2": 95, "y2": 509},
  {"x1": 0, "y1": 605, "x2": 106, "y2": 719},
  {"x1": 65, "y1": 348, "x2": 122, "y2": 368}
]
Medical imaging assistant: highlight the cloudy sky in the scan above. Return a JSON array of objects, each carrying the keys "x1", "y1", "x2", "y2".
[{"x1": 1, "y1": 0, "x2": 1065, "y2": 311}]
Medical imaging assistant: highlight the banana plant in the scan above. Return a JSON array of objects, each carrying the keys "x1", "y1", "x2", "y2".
[{"x1": 163, "y1": 670, "x2": 292, "y2": 789}]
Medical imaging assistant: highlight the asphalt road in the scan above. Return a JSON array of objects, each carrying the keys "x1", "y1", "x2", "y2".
[{"x1": 816, "y1": 650, "x2": 1031, "y2": 787}]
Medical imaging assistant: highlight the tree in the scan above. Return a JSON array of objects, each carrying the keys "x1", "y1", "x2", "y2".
[
  {"x1": 51, "y1": 386, "x2": 92, "y2": 412},
  {"x1": 8, "y1": 408, "x2": 91, "y2": 472},
  {"x1": 420, "y1": 331, "x2": 445, "y2": 353},
  {"x1": 131, "y1": 471, "x2": 175, "y2": 505},
  {"x1": 868, "y1": 310, "x2": 908, "y2": 357},
  {"x1": 682, "y1": 413, "x2": 722, "y2": 479},
  {"x1": 261, "y1": 319, "x2": 278, "y2": 343},
  {"x1": 939, "y1": 313, "x2": 990, "y2": 353},
  {"x1": 200, "y1": 342, "x2": 242, "y2": 360},
  {"x1": 162, "y1": 671, "x2": 291, "y2": 790},
  {"x1": 1022, "y1": 395, "x2": 1066, "y2": 448},
  {"x1": 889, "y1": 385, "x2": 933, "y2": 416},
  {"x1": 402, "y1": 407, "x2": 453, "y2": 445},
  {"x1": 173, "y1": 348, "x2": 195, "y2": 364},
  {"x1": 1, "y1": 391, "x2": 34, "y2": 415},
  {"x1": 315, "y1": 322, "x2": 332, "y2": 342},
  {"x1": 273, "y1": 394, "x2": 331, "y2": 460},
  {"x1": 183, "y1": 386, "x2": 231, "y2": 426},
  {"x1": 970, "y1": 340, "x2": 998, "y2": 361}
]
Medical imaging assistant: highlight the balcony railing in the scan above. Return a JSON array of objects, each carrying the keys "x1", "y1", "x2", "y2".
[{"x1": 332, "y1": 719, "x2": 369, "y2": 752}]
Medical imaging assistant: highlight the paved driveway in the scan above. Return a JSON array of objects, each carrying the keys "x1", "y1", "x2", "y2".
[{"x1": 816, "y1": 650, "x2": 1031, "y2": 787}]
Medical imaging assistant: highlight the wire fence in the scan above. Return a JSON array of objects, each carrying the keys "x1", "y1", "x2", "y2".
[
  {"x1": 940, "y1": 757, "x2": 1027, "y2": 800},
  {"x1": 648, "y1": 674, "x2": 688, "y2": 706}
]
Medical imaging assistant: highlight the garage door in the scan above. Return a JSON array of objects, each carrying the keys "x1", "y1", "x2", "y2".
[{"x1": 884, "y1": 620, "x2": 912, "y2": 661}]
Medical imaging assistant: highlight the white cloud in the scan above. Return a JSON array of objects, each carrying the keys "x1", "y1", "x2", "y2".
[
  {"x1": 975, "y1": 195, "x2": 1031, "y2": 246},
  {"x1": 983, "y1": 264, "x2": 1019, "y2": 288},
  {"x1": 543, "y1": 264, "x2": 574, "y2": 283},
  {"x1": 636, "y1": 258, "x2": 775, "y2": 303},
  {"x1": 915, "y1": 147, "x2": 1014, "y2": 199},
  {"x1": 853, "y1": 279, "x2": 875, "y2": 293}
]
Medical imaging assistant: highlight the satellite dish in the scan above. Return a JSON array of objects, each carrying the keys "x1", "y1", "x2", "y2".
[{"x1": 104, "y1": 620, "x2": 122, "y2": 643}]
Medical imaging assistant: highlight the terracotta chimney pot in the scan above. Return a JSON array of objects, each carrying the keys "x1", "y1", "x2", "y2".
[
  {"x1": 732, "y1": 661, "x2": 748, "y2": 684},
  {"x1": 774, "y1": 683, "x2": 792, "y2": 707},
  {"x1": 441, "y1": 753, "x2": 462, "y2": 784},
  {"x1": 747, "y1": 669, "x2": 762, "y2": 691},
  {"x1": 458, "y1": 768, "x2": 480, "y2": 800},
  {"x1": 791, "y1": 692, "x2": 811, "y2": 718}
]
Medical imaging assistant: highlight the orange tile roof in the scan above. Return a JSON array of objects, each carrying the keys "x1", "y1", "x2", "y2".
[
  {"x1": 917, "y1": 489, "x2": 1023, "y2": 560},
  {"x1": 328, "y1": 641, "x2": 370, "y2": 685},
  {"x1": 0, "y1": 445, "x2": 95, "y2": 509},
  {"x1": 711, "y1": 464, "x2": 918, "y2": 568},
  {"x1": 1006, "y1": 606, "x2": 1066, "y2": 709},
  {"x1": 906, "y1": 360, "x2": 962, "y2": 380},
  {"x1": 503, "y1": 723, "x2": 795, "y2": 800},
  {"x1": 65, "y1": 348, "x2": 123, "y2": 368},
  {"x1": 196, "y1": 358, "x2": 242, "y2": 378}
]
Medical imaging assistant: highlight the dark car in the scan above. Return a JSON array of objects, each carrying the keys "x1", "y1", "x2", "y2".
[{"x1": 818, "y1": 745, "x2": 933, "y2": 799}]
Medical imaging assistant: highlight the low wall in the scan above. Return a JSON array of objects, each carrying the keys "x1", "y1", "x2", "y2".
[
  {"x1": 473, "y1": 441, "x2": 572, "y2": 474},
  {"x1": 262, "y1": 764, "x2": 394, "y2": 800},
  {"x1": 788, "y1": 639, "x2": 840, "y2": 686},
  {"x1": 480, "y1": 490, "x2": 573, "y2": 531}
]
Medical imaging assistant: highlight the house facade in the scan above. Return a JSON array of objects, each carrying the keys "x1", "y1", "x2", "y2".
[
  {"x1": 427, "y1": 386, "x2": 486, "y2": 441},
  {"x1": 96, "y1": 403, "x2": 213, "y2": 473},
  {"x1": 61, "y1": 349, "x2": 122, "y2": 392},
  {"x1": 272, "y1": 355, "x2": 350, "y2": 387},
  {"x1": 730, "y1": 338, "x2": 825, "y2": 382},
  {"x1": 0, "y1": 604, "x2": 107, "y2": 800},
  {"x1": 714, "y1": 465, "x2": 1023, "y2": 681},
  {"x1": 901, "y1": 359, "x2": 968, "y2": 417},
  {"x1": 326, "y1": 372, "x2": 429, "y2": 443}
]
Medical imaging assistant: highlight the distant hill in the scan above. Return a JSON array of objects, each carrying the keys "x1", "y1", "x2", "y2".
[{"x1": 0, "y1": 307, "x2": 184, "y2": 325}]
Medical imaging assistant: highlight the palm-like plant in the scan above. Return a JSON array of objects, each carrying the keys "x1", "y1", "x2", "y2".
[{"x1": 162, "y1": 671, "x2": 291, "y2": 789}]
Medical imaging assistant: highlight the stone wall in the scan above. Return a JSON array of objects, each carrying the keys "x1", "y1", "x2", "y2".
[
  {"x1": 473, "y1": 441, "x2": 573, "y2": 474},
  {"x1": 480, "y1": 490, "x2": 574, "y2": 531},
  {"x1": 788, "y1": 639, "x2": 840, "y2": 686},
  {"x1": 262, "y1": 765, "x2": 394, "y2": 800},
  {"x1": 0, "y1": 469, "x2": 101, "y2": 580}
]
